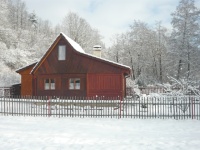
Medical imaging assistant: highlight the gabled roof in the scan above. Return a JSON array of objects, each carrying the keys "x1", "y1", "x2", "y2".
[
  {"x1": 61, "y1": 33, "x2": 130, "y2": 70},
  {"x1": 17, "y1": 33, "x2": 131, "y2": 75}
]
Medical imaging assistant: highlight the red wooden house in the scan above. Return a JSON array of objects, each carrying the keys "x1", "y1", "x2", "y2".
[{"x1": 16, "y1": 33, "x2": 131, "y2": 98}]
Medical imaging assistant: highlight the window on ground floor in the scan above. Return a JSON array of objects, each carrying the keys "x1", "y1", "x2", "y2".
[
  {"x1": 69, "y1": 78, "x2": 80, "y2": 90},
  {"x1": 44, "y1": 79, "x2": 55, "y2": 90}
]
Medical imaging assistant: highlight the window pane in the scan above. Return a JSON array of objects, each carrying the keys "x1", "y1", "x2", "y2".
[
  {"x1": 45, "y1": 79, "x2": 49, "y2": 83},
  {"x1": 58, "y1": 45, "x2": 66, "y2": 60},
  {"x1": 51, "y1": 83, "x2": 55, "y2": 89},
  {"x1": 51, "y1": 79, "x2": 55, "y2": 90},
  {"x1": 44, "y1": 79, "x2": 55, "y2": 90},
  {"x1": 45, "y1": 83, "x2": 49, "y2": 90},
  {"x1": 51, "y1": 79, "x2": 55, "y2": 83},
  {"x1": 69, "y1": 79, "x2": 74, "y2": 89},
  {"x1": 75, "y1": 79, "x2": 80, "y2": 89}
]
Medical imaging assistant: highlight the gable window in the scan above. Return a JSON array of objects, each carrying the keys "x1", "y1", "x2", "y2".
[
  {"x1": 58, "y1": 45, "x2": 66, "y2": 60},
  {"x1": 44, "y1": 79, "x2": 55, "y2": 90},
  {"x1": 69, "y1": 78, "x2": 80, "y2": 90}
]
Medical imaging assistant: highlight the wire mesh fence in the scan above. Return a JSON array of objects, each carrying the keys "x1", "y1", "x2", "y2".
[{"x1": 0, "y1": 96, "x2": 200, "y2": 119}]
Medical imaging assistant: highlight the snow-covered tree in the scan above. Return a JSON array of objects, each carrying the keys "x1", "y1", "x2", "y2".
[
  {"x1": 29, "y1": 11, "x2": 38, "y2": 30},
  {"x1": 109, "y1": 20, "x2": 169, "y2": 85},
  {"x1": 0, "y1": 0, "x2": 56, "y2": 86},
  {"x1": 162, "y1": 76, "x2": 200, "y2": 96},
  {"x1": 154, "y1": 22, "x2": 168, "y2": 83},
  {"x1": 170, "y1": 0, "x2": 200, "y2": 80},
  {"x1": 61, "y1": 12, "x2": 104, "y2": 54}
]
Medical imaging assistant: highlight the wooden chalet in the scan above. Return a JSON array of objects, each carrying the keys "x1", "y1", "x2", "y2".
[{"x1": 16, "y1": 33, "x2": 131, "y2": 98}]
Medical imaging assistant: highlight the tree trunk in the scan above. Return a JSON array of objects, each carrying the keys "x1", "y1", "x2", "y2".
[
  {"x1": 187, "y1": 46, "x2": 190, "y2": 79},
  {"x1": 159, "y1": 53, "x2": 162, "y2": 83},
  {"x1": 177, "y1": 59, "x2": 182, "y2": 80}
]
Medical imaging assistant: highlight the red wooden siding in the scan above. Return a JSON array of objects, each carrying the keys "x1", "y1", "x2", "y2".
[
  {"x1": 35, "y1": 74, "x2": 86, "y2": 97},
  {"x1": 17, "y1": 33, "x2": 131, "y2": 97},
  {"x1": 87, "y1": 74, "x2": 122, "y2": 97},
  {"x1": 35, "y1": 37, "x2": 129, "y2": 75},
  {"x1": 18, "y1": 66, "x2": 34, "y2": 96}
]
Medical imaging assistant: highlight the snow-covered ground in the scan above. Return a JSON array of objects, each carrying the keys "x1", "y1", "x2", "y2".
[{"x1": 0, "y1": 116, "x2": 200, "y2": 150}]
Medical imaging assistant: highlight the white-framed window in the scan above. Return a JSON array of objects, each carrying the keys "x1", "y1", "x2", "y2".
[
  {"x1": 44, "y1": 79, "x2": 55, "y2": 90},
  {"x1": 58, "y1": 45, "x2": 66, "y2": 60},
  {"x1": 69, "y1": 78, "x2": 80, "y2": 90}
]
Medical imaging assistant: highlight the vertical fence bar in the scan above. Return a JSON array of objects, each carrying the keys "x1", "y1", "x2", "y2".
[
  {"x1": 48, "y1": 96, "x2": 51, "y2": 117},
  {"x1": 58, "y1": 97, "x2": 60, "y2": 118},
  {"x1": 8, "y1": 96, "x2": 11, "y2": 116},
  {"x1": 4, "y1": 96, "x2": 5, "y2": 116},
  {"x1": 119, "y1": 97, "x2": 121, "y2": 119},
  {"x1": 193, "y1": 96, "x2": 195, "y2": 119},
  {"x1": 138, "y1": 97, "x2": 141, "y2": 119},
  {"x1": 11, "y1": 96, "x2": 14, "y2": 116},
  {"x1": 191, "y1": 96, "x2": 193, "y2": 119},
  {"x1": 77, "y1": 97, "x2": 79, "y2": 118},
  {"x1": 61, "y1": 97, "x2": 63, "y2": 118},
  {"x1": 64, "y1": 97, "x2": 66, "y2": 117},
  {"x1": 42, "y1": 96, "x2": 45, "y2": 117},
  {"x1": 89, "y1": 97, "x2": 91, "y2": 118},
  {"x1": 21, "y1": 96, "x2": 23, "y2": 116},
  {"x1": 17, "y1": 97, "x2": 21, "y2": 116},
  {"x1": 71, "y1": 96, "x2": 72, "y2": 117}
]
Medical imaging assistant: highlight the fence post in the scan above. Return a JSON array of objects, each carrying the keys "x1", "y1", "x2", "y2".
[
  {"x1": 48, "y1": 96, "x2": 51, "y2": 117},
  {"x1": 119, "y1": 96, "x2": 122, "y2": 119},
  {"x1": 3, "y1": 95, "x2": 6, "y2": 116},
  {"x1": 191, "y1": 96, "x2": 194, "y2": 119}
]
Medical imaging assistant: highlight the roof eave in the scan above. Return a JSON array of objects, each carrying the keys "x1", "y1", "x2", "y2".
[{"x1": 16, "y1": 62, "x2": 37, "y2": 74}]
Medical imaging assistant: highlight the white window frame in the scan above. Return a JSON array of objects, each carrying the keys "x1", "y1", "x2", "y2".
[
  {"x1": 44, "y1": 79, "x2": 55, "y2": 90},
  {"x1": 69, "y1": 78, "x2": 80, "y2": 90},
  {"x1": 58, "y1": 45, "x2": 66, "y2": 60}
]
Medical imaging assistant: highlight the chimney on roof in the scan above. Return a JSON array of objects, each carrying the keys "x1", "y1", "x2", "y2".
[{"x1": 93, "y1": 45, "x2": 101, "y2": 57}]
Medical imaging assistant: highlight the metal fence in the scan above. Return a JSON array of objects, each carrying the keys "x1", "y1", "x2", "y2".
[{"x1": 0, "y1": 96, "x2": 200, "y2": 119}]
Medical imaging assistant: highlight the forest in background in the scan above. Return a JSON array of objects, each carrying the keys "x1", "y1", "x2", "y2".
[{"x1": 0, "y1": 0, "x2": 200, "y2": 87}]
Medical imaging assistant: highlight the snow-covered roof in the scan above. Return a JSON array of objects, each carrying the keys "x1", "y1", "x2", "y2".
[
  {"x1": 61, "y1": 32, "x2": 85, "y2": 54},
  {"x1": 61, "y1": 33, "x2": 130, "y2": 69},
  {"x1": 30, "y1": 32, "x2": 130, "y2": 74},
  {"x1": 82, "y1": 52, "x2": 130, "y2": 69}
]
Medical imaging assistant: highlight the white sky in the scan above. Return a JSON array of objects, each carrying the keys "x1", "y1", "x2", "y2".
[{"x1": 24, "y1": 0, "x2": 200, "y2": 47}]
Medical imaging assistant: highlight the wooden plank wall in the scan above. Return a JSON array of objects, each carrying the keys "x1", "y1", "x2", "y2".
[{"x1": 87, "y1": 74, "x2": 122, "y2": 97}]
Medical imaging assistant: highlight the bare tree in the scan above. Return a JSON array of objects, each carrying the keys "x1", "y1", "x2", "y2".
[
  {"x1": 61, "y1": 12, "x2": 104, "y2": 53},
  {"x1": 155, "y1": 22, "x2": 168, "y2": 83},
  {"x1": 170, "y1": 0, "x2": 200, "y2": 80}
]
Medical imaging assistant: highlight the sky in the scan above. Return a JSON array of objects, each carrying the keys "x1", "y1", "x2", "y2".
[{"x1": 24, "y1": 0, "x2": 200, "y2": 47}]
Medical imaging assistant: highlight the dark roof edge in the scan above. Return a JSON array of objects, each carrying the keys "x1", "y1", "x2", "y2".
[{"x1": 16, "y1": 62, "x2": 37, "y2": 73}]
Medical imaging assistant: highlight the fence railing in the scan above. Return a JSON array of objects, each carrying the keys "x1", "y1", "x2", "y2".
[{"x1": 0, "y1": 96, "x2": 200, "y2": 119}]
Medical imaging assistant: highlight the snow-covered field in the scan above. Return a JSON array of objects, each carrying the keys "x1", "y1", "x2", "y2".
[{"x1": 0, "y1": 117, "x2": 200, "y2": 150}]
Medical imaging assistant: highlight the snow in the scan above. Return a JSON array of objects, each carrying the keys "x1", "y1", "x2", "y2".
[
  {"x1": 61, "y1": 32, "x2": 130, "y2": 69},
  {"x1": 0, "y1": 116, "x2": 200, "y2": 150},
  {"x1": 61, "y1": 32, "x2": 85, "y2": 54},
  {"x1": 30, "y1": 32, "x2": 130, "y2": 74}
]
